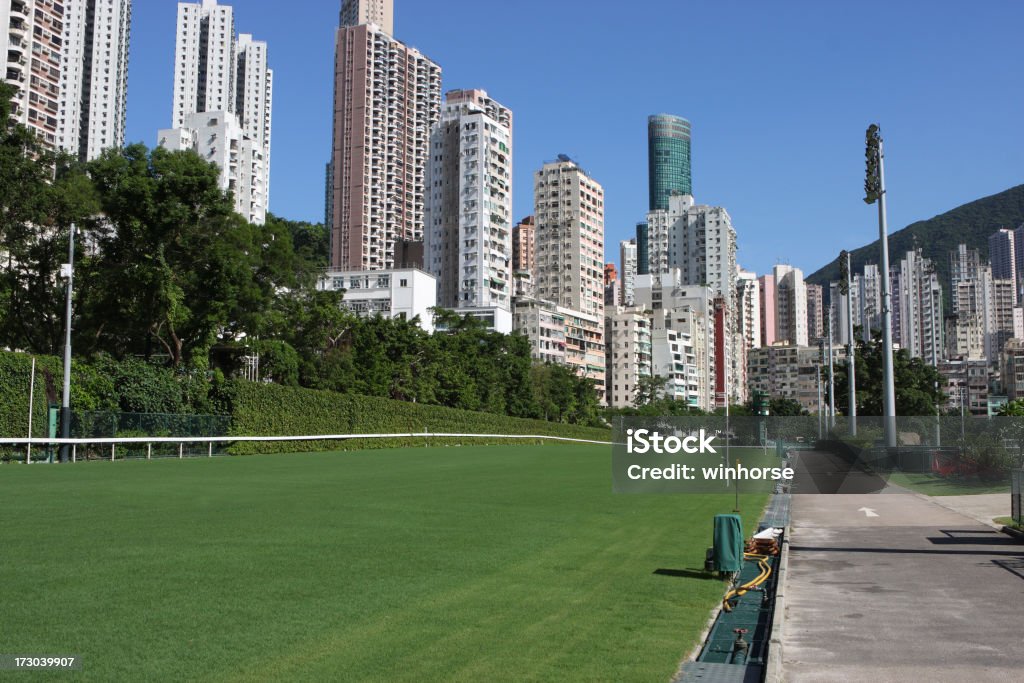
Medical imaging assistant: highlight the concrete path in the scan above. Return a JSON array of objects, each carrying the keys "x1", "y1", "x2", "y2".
[
  {"x1": 927, "y1": 493, "x2": 1010, "y2": 527},
  {"x1": 780, "y1": 451, "x2": 1024, "y2": 683}
]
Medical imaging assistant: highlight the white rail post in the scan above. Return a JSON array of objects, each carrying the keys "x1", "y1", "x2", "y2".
[
  {"x1": 147, "y1": 443, "x2": 152, "y2": 460},
  {"x1": 179, "y1": 443, "x2": 183, "y2": 459},
  {"x1": 208, "y1": 442, "x2": 212, "y2": 457},
  {"x1": 72, "y1": 443, "x2": 76, "y2": 463},
  {"x1": 111, "y1": 443, "x2": 115, "y2": 461}
]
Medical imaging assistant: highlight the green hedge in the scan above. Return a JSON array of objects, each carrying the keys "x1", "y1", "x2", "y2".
[{"x1": 225, "y1": 381, "x2": 611, "y2": 454}]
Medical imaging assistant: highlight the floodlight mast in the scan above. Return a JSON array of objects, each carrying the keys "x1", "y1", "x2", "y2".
[{"x1": 864, "y1": 125, "x2": 897, "y2": 448}]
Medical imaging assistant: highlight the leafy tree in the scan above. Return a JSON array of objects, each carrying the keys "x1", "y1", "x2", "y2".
[
  {"x1": 833, "y1": 333, "x2": 944, "y2": 416},
  {"x1": 997, "y1": 399, "x2": 1024, "y2": 417},
  {"x1": 78, "y1": 144, "x2": 265, "y2": 367},
  {"x1": 768, "y1": 397, "x2": 808, "y2": 416},
  {"x1": 633, "y1": 375, "x2": 669, "y2": 407},
  {"x1": 0, "y1": 83, "x2": 99, "y2": 354}
]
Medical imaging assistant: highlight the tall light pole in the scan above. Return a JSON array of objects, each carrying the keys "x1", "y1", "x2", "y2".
[
  {"x1": 841, "y1": 250, "x2": 857, "y2": 436},
  {"x1": 865, "y1": 125, "x2": 897, "y2": 448},
  {"x1": 59, "y1": 224, "x2": 76, "y2": 463},
  {"x1": 827, "y1": 307, "x2": 836, "y2": 431}
]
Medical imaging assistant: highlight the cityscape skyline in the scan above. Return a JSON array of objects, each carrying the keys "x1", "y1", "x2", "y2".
[{"x1": 120, "y1": 0, "x2": 1023, "y2": 277}]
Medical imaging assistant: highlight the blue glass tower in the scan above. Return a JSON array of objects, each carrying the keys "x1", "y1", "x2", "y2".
[{"x1": 647, "y1": 114, "x2": 692, "y2": 211}]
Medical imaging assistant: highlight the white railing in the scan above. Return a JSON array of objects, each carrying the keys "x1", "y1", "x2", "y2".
[{"x1": 0, "y1": 432, "x2": 614, "y2": 463}]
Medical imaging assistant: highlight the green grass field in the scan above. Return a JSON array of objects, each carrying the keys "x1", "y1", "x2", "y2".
[
  {"x1": 887, "y1": 471, "x2": 1011, "y2": 496},
  {"x1": 0, "y1": 444, "x2": 768, "y2": 682}
]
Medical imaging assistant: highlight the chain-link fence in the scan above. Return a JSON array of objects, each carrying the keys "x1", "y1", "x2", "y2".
[{"x1": 69, "y1": 412, "x2": 231, "y2": 459}]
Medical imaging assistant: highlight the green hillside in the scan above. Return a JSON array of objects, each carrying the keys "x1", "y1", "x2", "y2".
[{"x1": 807, "y1": 184, "x2": 1024, "y2": 290}]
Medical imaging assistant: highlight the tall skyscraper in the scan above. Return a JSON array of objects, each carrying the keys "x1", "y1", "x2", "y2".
[
  {"x1": 647, "y1": 114, "x2": 691, "y2": 210},
  {"x1": 161, "y1": 0, "x2": 272, "y2": 225},
  {"x1": 425, "y1": 88, "x2": 512, "y2": 332},
  {"x1": 533, "y1": 155, "x2": 605, "y2": 319},
  {"x1": 59, "y1": 0, "x2": 132, "y2": 161},
  {"x1": 172, "y1": 0, "x2": 236, "y2": 125},
  {"x1": 989, "y1": 228, "x2": 1016, "y2": 282},
  {"x1": 329, "y1": 0, "x2": 441, "y2": 270},
  {"x1": 1, "y1": 0, "x2": 65, "y2": 149}
]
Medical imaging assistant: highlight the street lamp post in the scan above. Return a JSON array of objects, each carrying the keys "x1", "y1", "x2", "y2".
[
  {"x1": 865, "y1": 125, "x2": 897, "y2": 448},
  {"x1": 59, "y1": 224, "x2": 76, "y2": 463}
]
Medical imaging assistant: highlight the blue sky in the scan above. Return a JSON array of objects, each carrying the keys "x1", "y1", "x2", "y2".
[{"x1": 125, "y1": 0, "x2": 1023, "y2": 276}]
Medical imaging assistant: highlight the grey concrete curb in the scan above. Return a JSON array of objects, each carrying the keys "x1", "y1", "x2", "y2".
[{"x1": 764, "y1": 525, "x2": 791, "y2": 683}]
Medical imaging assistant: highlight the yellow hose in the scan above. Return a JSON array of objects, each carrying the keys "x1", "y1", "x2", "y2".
[{"x1": 722, "y1": 553, "x2": 772, "y2": 612}]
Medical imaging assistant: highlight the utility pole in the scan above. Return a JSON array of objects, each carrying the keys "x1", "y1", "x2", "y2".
[
  {"x1": 841, "y1": 250, "x2": 857, "y2": 436},
  {"x1": 59, "y1": 224, "x2": 76, "y2": 463},
  {"x1": 865, "y1": 125, "x2": 897, "y2": 448}
]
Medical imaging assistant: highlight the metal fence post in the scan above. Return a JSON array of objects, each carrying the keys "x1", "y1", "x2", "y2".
[
  {"x1": 72, "y1": 443, "x2": 76, "y2": 463},
  {"x1": 179, "y1": 443, "x2": 183, "y2": 459},
  {"x1": 111, "y1": 443, "x2": 115, "y2": 461},
  {"x1": 147, "y1": 443, "x2": 152, "y2": 460},
  {"x1": 208, "y1": 442, "x2": 212, "y2": 458}
]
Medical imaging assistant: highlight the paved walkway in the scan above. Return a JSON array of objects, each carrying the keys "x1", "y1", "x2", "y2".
[
  {"x1": 927, "y1": 493, "x2": 1009, "y2": 527},
  {"x1": 780, "y1": 451, "x2": 1024, "y2": 683}
]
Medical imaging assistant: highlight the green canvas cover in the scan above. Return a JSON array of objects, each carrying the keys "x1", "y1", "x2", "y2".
[{"x1": 712, "y1": 514, "x2": 744, "y2": 572}]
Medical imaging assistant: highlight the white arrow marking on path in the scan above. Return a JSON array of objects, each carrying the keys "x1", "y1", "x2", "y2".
[{"x1": 858, "y1": 507, "x2": 879, "y2": 518}]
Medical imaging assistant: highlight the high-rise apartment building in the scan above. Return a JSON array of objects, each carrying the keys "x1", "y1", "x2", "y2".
[
  {"x1": 855, "y1": 264, "x2": 882, "y2": 342},
  {"x1": 893, "y1": 248, "x2": 944, "y2": 366},
  {"x1": 605, "y1": 306, "x2": 652, "y2": 408},
  {"x1": 2, "y1": 0, "x2": 65, "y2": 148},
  {"x1": 648, "y1": 114, "x2": 691, "y2": 210},
  {"x1": 620, "y1": 239, "x2": 637, "y2": 306},
  {"x1": 172, "y1": 0, "x2": 236, "y2": 125},
  {"x1": 329, "y1": 0, "x2": 441, "y2": 270},
  {"x1": 806, "y1": 283, "x2": 824, "y2": 341},
  {"x1": 533, "y1": 155, "x2": 605, "y2": 319},
  {"x1": 737, "y1": 270, "x2": 761, "y2": 351},
  {"x1": 533, "y1": 155, "x2": 605, "y2": 397},
  {"x1": 162, "y1": 0, "x2": 272, "y2": 224},
  {"x1": 512, "y1": 216, "x2": 535, "y2": 274},
  {"x1": 425, "y1": 88, "x2": 512, "y2": 331},
  {"x1": 759, "y1": 273, "x2": 776, "y2": 347},
  {"x1": 58, "y1": 0, "x2": 132, "y2": 161},
  {"x1": 340, "y1": 0, "x2": 393, "y2": 35},
  {"x1": 774, "y1": 265, "x2": 808, "y2": 347},
  {"x1": 235, "y1": 33, "x2": 272, "y2": 173},
  {"x1": 989, "y1": 228, "x2": 1017, "y2": 283}
]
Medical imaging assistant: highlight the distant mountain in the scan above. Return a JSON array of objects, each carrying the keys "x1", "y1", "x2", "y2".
[{"x1": 806, "y1": 185, "x2": 1024, "y2": 295}]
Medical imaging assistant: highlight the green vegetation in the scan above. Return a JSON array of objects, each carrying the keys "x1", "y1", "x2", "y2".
[
  {"x1": 0, "y1": 82, "x2": 600, "y2": 430},
  {"x1": 0, "y1": 445, "x2": 768, "y2": 681},
  {"x1": 224, "y1": 381, "x2": 610, "y2": 454},
  {"x1": 994, "y1": 517, "x2": 1023, "y2": 530},
  {"x1": 833, "y1": 333, "x2": 944, "y2": 416},
  {"x1": 887, "y1": 472, "x2": 1010, "y2": 496},
  {"x1": 807, "y1": 184, "x2": 1024, "y2": 307}
]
